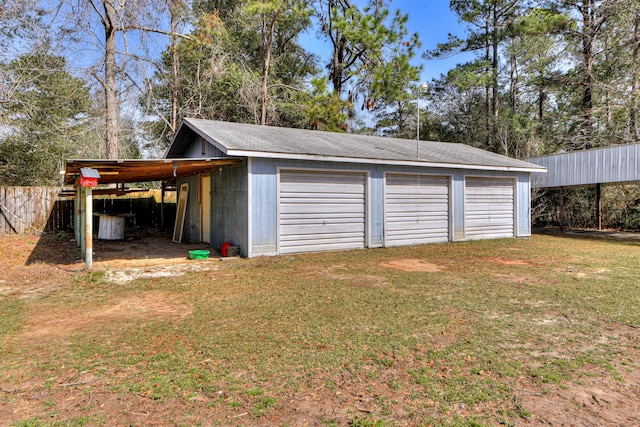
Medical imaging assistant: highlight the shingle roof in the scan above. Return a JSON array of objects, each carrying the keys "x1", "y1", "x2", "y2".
[{"x1": 167, "y1": 118, "x2": 545, "y2": 172}]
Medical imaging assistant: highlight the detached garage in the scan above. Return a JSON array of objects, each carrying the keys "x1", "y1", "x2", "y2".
[{"x1": 166, "y1": 119, "x2": 546, "y2": 257}]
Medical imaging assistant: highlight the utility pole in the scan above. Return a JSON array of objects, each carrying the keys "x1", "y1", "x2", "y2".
[{"x1": 416, "y1": 82, "x2": 428, "y2": 158}]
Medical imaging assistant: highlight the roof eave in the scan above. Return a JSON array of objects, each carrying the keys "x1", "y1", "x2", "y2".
[
  {"x1": 165, "y1": 118, "x2": 230, "y2": 158},
  {"x1": 226, "y1": 150, "x2": 547, "y2": 173}
]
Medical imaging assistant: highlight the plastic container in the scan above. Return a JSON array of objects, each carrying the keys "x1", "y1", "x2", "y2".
[
  {"x1": 189, "y1": 250, "x2": 210, "y2": 260},
  {"x1": 221, "y1": 241, "x2": 232, "y2": 257}
]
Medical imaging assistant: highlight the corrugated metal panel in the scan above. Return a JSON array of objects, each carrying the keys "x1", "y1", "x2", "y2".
[
  {"x1": 465, "y1": 177, "x2": 514, "y2": 239},
  {"x1": 384, "y1": 174, "x2": 449, "y2": 246},
  {"x1": 279, "y1": 170, "x2": 366, "y2": 254},
  {"x1": 530, "y1": 143, "x2": 640, "y2": 188}
]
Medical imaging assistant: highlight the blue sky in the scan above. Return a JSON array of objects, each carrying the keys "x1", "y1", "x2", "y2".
[
  {"x1": 300, "y1": 1, "x2": 475, "y2": 84},
  {"x1": 393, "y1": 0, "x2": 474, "y2": 82}
]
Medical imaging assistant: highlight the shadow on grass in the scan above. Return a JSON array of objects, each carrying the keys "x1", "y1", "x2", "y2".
[{"x1": 533, "y1": 226, "x2": 640, "y2": 247}]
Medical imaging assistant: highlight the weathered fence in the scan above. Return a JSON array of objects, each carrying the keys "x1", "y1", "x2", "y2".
[
  {"x1": 0, "y1": 187, "x2": 176, "y2": 235},
  {"x1": 0, "y1": 187, "x2": 70, "y2": 234}
]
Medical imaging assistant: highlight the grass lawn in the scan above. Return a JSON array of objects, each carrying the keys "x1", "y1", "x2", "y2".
[{"x1": 0, "y1": 233, "x2": 639, "y2": 426}]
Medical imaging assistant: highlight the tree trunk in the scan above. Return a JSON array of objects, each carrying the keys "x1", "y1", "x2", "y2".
[
  {"x1": 509, "y1": 44, "x2": 517, "y2": 111},
  {"x1": 260, "y1": 13, "x2": 277, "y2": 125},
  {"x1": 328, "y1": 0, "x2": 345, "y2": 96},
  {"x1": 580, "y1": 0, "x2": 595, "y2": 147},
  {"x1": 491, "y1": 2, "x2": 499, "y2": 120},
  {"x1": 170, "y1": 0, "x2": 180, "y2": 134},
  {"x1": 485, "y1": 13, "x2": 492, "y2": 148},
  {"x1": 538, "y1": 84, "x2": 545, "y2": 122},
  {"x1": 630, "y1": 13, "x2": 640, "y2": 141},
  {"x1": 103, "y1": 0, "x2": 118, "y2": 159}
]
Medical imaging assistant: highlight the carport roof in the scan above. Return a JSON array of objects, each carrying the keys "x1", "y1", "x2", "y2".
[
  {"x1": 64, "y1": 158, "x2": 243, "y2": 185},
  {"x1": 167, "y1": 118, "x2": 546, "y2": 172}
]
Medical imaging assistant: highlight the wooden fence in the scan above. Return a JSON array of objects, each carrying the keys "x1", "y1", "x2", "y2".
[
  {"x1": 0, "y1": 187, "x2": 176, "y2": 235},
  {"x1": 0, "y1": 187, "x2": 68, "y2": 234}
]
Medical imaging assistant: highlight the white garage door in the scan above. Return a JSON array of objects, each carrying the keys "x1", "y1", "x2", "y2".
[
  {"x1": 384, "y1": 174, "x2": 450, "y2": 246},
  {"x1": 465, "y1": 177, "x2": 515, "y2": 239},
  {"x1": 279, "y1": 170, "x2": 366, "y2": 254}
]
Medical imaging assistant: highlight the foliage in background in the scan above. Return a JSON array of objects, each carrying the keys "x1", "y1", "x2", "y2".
[
  {"x1": 3, "y1": 0, "x2": 640, "y2": 221},
  {"x1": 0, "y1": 51, "x2": 101, "y2": 186},
  {"x1": 532, "y1": 184, "x2": 640, "y2": 231}
]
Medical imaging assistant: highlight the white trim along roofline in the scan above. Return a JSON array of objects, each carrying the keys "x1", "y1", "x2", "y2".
[{"x1": 229, "y1": 150, "x2": 546, "y2": 173}]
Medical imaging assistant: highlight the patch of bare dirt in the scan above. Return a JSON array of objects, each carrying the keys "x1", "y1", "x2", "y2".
[
  {"x1": 326, "y1": 273, "x2": 388, "y2": 288},
  {"x1": 296, "y1": 264, "x2": 389, "y2": 287},
  {"x1": 104, "y1": 261, "x2": 218, "y2": 285},
  {"x1": 478, "y1": 256, "x2": 530, "y2": 266},
  {"x1": 379, "y1": 257, "x2": 444, "y2": 272},
  {"x1": 22, "y1": 291, "x2": 191, "y2": 340},
  {"x1": 493, "y1": 273, "x2": 554, "y2": 286},
  {"x1": 515, "y1": 372, "x2": 640, "y2": 426}
]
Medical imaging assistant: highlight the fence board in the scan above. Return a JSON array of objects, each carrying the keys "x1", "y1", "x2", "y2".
[{"x1": 0, "y1": 187, "x2": 176, "y2": 235}]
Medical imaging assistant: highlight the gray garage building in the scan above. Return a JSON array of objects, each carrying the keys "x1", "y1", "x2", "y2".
[{"x1": 166, "y1": 118, "x2": 545, "y2": 257}]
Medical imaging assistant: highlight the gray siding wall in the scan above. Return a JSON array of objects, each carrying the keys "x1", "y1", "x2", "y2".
[
  {"x1": 184, "y1": 135, "x2": 227, "y2": 158},
  {"x1": 212, "y1": 164, "x2": 249, "y2": 255},
  {"x1": 529, "y1": 143, "x2": 640, "y2": 188},
  {"x1": 176, "y1": 175, "x2": 201, "y2": 243},
  {"x1": 249, "y1": 158, "x2": 532, "y2": 257}
]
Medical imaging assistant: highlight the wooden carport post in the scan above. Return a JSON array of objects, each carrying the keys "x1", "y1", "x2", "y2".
[
  {"x1": 76, "y1": 168, "x2": 100, "y2": 269},
  {"x1": 78, "y1": 185, "x2": 85, "y2": 259},
  {"x1": 161, "y1": 182, "x2": 166, "y2": 230}
]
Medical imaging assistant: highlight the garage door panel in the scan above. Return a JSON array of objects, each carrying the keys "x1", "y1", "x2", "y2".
[
  {"x1": 280, "y1": 216, "x2": 364, "y2": 226},
  {"x1": 389, "y1": 220, "x2": 449, "y2": 235},
  {"x1": 279, "y1": 171, "x2": 366, "y2": 254},
  {"x1": 280, "y1": 232, "x2": 364, "y2": 242},
  {"x1": 281, "y1": 171, "x2": 364, "y2": 183},
  {"x1": 280, "y1": 204, "x2": 364, "y2": 215},
  {"x1": 281, "y1": 194, "x2": 364, "y2": 201},
  {"x1": 282, "y1": 184, "x2": 365, "y2": 195},
  {"x1": 465, "y1": 177, "x2": 514, "y2": 239},
  {"x1": 280, "y1": 223, "x2": 365, "y2": 236},
  {"x1": 384, "y1": 174, "x2": 450, "y2": 246},
  {"x1": 386, "y1": 203, "x2": 449, "y2": 214}
]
